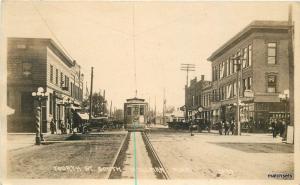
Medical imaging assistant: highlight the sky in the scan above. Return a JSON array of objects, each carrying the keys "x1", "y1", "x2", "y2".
[{"x1": 2, "y1": 1, "x2": 294, "y2": 111}]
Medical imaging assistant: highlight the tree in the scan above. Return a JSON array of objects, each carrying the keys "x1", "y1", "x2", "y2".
[
  {"x1": 81, "y1": 92, "x2": 107, "y2": 117},
  {"x1": 113, "y1": 109, "x2": 124, "y2": 121},
  {"x1": 166, "y1": 106, "x2": 175, "y2": 114}
]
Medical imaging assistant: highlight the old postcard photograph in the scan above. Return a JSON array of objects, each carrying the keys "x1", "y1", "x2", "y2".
[{"x1": 0, "y1": 1, "x2": 299, "y2": 185}]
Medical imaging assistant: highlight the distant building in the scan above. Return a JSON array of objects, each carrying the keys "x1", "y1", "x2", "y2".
[
  {"x1": 185, "y1": 75, "x2": 211, "y2": 120},
  {"x1": 7, "y1": 38, "x2": 84, "y2": 133},
  {"x1": 206, "y1": 21, "x2": 293, "y2": 127}
]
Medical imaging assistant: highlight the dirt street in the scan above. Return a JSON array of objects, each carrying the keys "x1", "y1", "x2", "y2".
[{"x1": 147, "y1": 127, "x2": 294, "y2": 179}]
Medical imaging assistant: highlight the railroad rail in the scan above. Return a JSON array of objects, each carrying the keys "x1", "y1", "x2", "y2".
[{"x1": 108, "y1": 131, "x2": 169, "y2": 179}]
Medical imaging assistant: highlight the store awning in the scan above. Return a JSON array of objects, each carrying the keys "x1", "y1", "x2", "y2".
[
  {"x1": 76, "y1": 112, "x2": 89, "y2": 120},
  {"x1": 6, "y1": 106, "x2": 15, "y2": 115}
]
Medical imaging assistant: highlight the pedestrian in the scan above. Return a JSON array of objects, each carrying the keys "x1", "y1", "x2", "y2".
[
  {"x1": 50, "y1": 118, "x2": 56, "y2": 134},
  {"x1": 218, "y1": 121, "x2": 223, "y2": 135},
  {"x1": 224, "y1": 121, "x2": 229, "y2": 135},
  {"x1": 230, "y1": 121, "x2": 235, "y2": 135},
  {"x1": 271, "y1": 119, "x2": 276, "y2": 138}
]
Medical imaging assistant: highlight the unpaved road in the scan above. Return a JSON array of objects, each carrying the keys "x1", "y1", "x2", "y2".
[
  {"x1": 7, "y1": 134, "x2": 125, "y2": 178},
  {"x1": 148, "y1": 127, "x2": 294, "y2": 179}
]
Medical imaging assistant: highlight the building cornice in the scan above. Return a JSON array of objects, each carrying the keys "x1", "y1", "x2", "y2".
[{"x1": 207, "y1": 21, "x2": 291, "y2": 62}]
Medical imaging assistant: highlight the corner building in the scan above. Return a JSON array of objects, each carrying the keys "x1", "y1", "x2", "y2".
[
  {"x1": 207, "y1": 21, "x2": 292, "y2": 130},
  {"x1": 7, "y1": 38, "x2": 84, "y2": 133}
]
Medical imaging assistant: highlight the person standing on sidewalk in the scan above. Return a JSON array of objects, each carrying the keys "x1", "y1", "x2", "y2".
[
  {"x1": 230, "y1": 120, "x2": 235, "y2": 135},
  {"x1": 218, "y1": 121, "x2": 223, "y2": 135},
  {"x1": 271, "y1": 119, "x2": 277, "y2": 138},
  {"x1": 224, "y1": 121, "x2": 229, "y2": 135},
  {"x1": 50, "y1": 118, "x2": 56, "y2": 134}
]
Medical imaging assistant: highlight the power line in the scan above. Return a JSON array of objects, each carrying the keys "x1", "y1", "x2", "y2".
[
  {"x1": 132, "y1": 3, "x2": 137, "y2": 97},
  {"x1": 31, "y1": 2, "x2": 74, "y2": 61}
]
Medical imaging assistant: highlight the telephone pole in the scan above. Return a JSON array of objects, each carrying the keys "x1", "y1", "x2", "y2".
[
  {"x1": 180, "y1": 64, "x2": 195, "y2": 121},
  {"x1": 89, "y1": 67, "x2": 94, "y2": 121},
  {"x1": 163, "y1": 88, "x2": 166, "y2": 125}
]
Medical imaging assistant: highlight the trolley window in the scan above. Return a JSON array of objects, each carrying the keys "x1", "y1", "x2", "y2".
[
  {"x1": 127, "y1": 107, "x2": 131, "y2": 115},
  {"x1": 140, "y1": 106, "x2": 144, "y2": 115}
]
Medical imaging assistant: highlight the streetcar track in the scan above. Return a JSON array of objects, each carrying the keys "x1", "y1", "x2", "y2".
[{"x1": 108, "y1": 131, "x2": 169, "y2": 179}]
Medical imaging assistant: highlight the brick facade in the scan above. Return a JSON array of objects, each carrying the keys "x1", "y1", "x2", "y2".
[
  {"x1": 186, "y1": 21, "x2": 293, "y2": 131},
  {"x1": 7, "y1": 38, "x2": 84, "y2": 133}
]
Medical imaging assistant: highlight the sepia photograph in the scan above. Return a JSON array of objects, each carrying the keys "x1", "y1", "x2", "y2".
[{"x1": 0, "y1": 1, "x2": 299, "y2": 185}]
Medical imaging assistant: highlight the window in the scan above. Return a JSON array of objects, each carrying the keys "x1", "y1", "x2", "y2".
[
  {"x1": 233, "y1": 82, "x2": 237, "y2": 96},
  {"x1": 227, "y1": 59, "x2": 231, "y2": 75},
  {"x1": 22, "y1": 62, "x2": 32, "y2": 78},
  {"x1": 267, "y1": 42, "x2": 276, "y2": 64},
  {"x1": 140, "y1": 106, "x2": 144, "y2": 115},
  {"x1": 70, "y1": 82, "x2": 73, "y2": 96},
  {"x1": 243, "y1": 48, "x2": 248, "y2": 68},
  {"x1": 248, "y1": 77, "x2": 252, "y2": 90},
  {"x1": 248, "y1": 44, "x2": 252, "y2": 66},
  {"x1": 49, "y1": 93, "x2": 53, "y2": 115},
  {"x1": 60, "y1": 72, "x2": 64, "y2": 87},
  {"x1": 267, "y1": 75, "x2": 276, "y2": 93},
  {"x1": 50, "y1": 65, "x2": 53, "y2": 83},
  {"x1": 55, "y1": 69, "x2": 58, "y2": 85},
  {"x1": 224, "y1": 60, "x2": 227, "y2": 77},
  {"x1": 17, "y1": 44, "x2": 26, "y2": 49},
  {"x1": 21, "y1": 92, "x2": 33, "y2": 114},
  {"x1": 231, "y1": 59, "x2": 234, "y2": 74},
  {"x1": 127, "y1": 107, "x2": 131, "y2": 115}
]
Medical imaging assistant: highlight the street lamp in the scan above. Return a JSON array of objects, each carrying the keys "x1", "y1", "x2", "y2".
[
  {"x1": 32, "y1": 87, "x2": 49, "y2": 145},
  {"x1": 278, "y1": 89, "x2": 289, "y2": 140}
]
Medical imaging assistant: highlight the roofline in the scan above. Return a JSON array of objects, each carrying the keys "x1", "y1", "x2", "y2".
[
  {"x1": 8, "y1": 37, "x2": 76, "y2": 67},
  {"x1": 207, "y1": 21, "x2": 291, "y2": 61}
]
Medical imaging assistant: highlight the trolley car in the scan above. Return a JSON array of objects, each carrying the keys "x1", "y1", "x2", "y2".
[{"x1": 124, "y1": 97, "x2": 148, "y2": 131}]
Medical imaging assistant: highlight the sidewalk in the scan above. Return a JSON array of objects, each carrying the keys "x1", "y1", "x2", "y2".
[{"x1": 6, "y1": 130, "x2": 128, "y2": 150}]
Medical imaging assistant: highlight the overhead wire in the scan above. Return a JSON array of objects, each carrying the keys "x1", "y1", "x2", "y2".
[{"x1": 31, "y1": 1, "x2": 74, "y2": 62}]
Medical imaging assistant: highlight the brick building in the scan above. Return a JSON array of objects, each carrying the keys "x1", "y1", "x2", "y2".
[
  {"x1": 7, "y1": 38, "x2": 84, "y2": 133},
  {"x1": 206, "y1": 21, "x2": 292, "y2": 128},
  {"x1": 185, "y1": 75, "x2": 211, "y2": 120}
]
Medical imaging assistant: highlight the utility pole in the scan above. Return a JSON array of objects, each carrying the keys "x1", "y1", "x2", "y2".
[
  {"x1": 110, "y1": 100, "x2": 112, "y2": 118},
  {"x1": 180, "y1": 64, "x2": 195, "y2": 121},
  {"x1": 163, "y1": 88, "x2": 166, "y2": 125},
  {"x1": 232, "y1": 57, "x2": 243, "y2": 135},
  {"x1": 154, "y1": 96, "x2": 157, "y2": 124},
  {"x1": 89, "y1": 67, "x2": 94, "y2": 121}
]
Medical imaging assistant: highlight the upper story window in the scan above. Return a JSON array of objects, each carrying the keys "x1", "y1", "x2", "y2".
[
  {"x1": 267, "y1": 42, "x2": 277, "y2": 64},
  {"x1": 55, "y1": 69, "x2": 58, "y2": 85},
  {"x1": 50, "y1": 65, "x2": 53, "y2": 83},
  {"x1": 248, "y1": 44, "x2": 252, "y2": 66},
  {"x1": 16, "y1": 44, "x2": 26, "y2": 49},
  {"x1": 22, "y1": 62, "x2": 32, "y2": 79},
  {"x1": 267, "y1": 75, "x2": 277, "y2": 93},
  {"x1": 21, "y1": 92, "x2": 33, "y2": 114},
  {"x1": 60, "y1": 72, "x2": 64, "y2": 87}
]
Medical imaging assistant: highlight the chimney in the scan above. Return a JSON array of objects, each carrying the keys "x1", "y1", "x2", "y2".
[{"x1": 201, "y1": 75, "x2": 205, "y2": 81}]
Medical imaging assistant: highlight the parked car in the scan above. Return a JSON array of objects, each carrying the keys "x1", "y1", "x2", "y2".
[{"x1": 83, "y1": 117, "x2": 108, "y2": 133}]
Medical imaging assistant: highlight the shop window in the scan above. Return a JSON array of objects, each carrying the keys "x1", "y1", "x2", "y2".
[
  {"x1": 267, "y1": 42, "x2": 276, "y2": 64},
  {"x1": 267, "y1": 75, "x2": 277, "y2": 93}
]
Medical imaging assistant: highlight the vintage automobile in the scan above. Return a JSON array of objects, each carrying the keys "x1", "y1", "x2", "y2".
[
  {"x1": 191, "y1": 118, "x2": 210, "y2": 132},
  {"x1": 83, "y1": 117, "x2": 108, "y2": 133}
]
